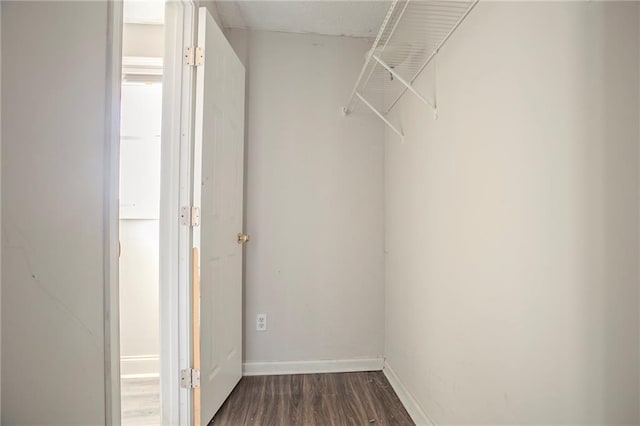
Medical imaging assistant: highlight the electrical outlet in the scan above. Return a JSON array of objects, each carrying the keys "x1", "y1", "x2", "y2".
[{"x1": 256, "y1": 314, "x2": 267, "y2": 331}]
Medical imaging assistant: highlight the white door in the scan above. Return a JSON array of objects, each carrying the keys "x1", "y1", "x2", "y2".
[{"x1": 192, "y1": 7, "x2": 246, "y2": 425}]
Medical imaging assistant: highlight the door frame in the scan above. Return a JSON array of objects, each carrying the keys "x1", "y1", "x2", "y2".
[
  {"x1": 160, "y1": 1, "x2": 197, "y2": 425},
  {"x1": 104, "y1": 0, "x2": 123, "y2": 424},
  {"x1": 105, "y1": 0, "x2": 197, "y2": 424}
]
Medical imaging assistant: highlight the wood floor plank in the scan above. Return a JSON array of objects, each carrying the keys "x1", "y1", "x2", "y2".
[
  {"x1": 121, "y1": 377, "x2": 161, "y2": 426},
  {"x1": 209, "y1": 371, "x2": 414, "y2": 425}
]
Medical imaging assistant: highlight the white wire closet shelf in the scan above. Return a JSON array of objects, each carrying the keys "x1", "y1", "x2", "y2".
[{"x1": 343, "y1": 0, "x2": 478, "y2": 139}]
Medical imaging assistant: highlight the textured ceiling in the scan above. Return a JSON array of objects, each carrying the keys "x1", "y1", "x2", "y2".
[{"x1": 215, "y1": 1, "x2": 391, "y2": 38}]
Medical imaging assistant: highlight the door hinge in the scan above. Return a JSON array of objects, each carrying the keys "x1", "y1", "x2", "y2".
[
  {"x1": 185, "y1": 46, "x2": 204, "y2": 66},
  {"x1": 195, "y1": 47, "x2": 204, "y2": 66},
  {"x1": 180, "y1": 368, "x2": 201, "y2": 389},
  {"x1": 180, "y1": 206, "x2": 200, "y2": 227},
  {"x1": 185, "y1": 46, "x2": 194, "y2": 65}
]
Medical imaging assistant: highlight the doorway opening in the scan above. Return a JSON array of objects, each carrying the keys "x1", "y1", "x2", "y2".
[
  {"x1": 111, "y1": 2, "x2": 244, "y2": 423},
  {"x1": 118, "y1": 1, "x2": 165, "y2": 424}
]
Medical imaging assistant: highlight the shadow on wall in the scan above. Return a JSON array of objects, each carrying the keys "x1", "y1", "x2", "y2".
[{"x1": 383, "y1": 1, "x2": 639, "y2": 424}]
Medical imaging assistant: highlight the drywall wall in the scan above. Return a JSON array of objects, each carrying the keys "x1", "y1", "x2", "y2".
[
  {"x1": 384, "y1": 1, "x2": 639, "y2": 424},
  {"x1": 226, "y1": 29, "x2": 386, "y2": 366},
  {"x1": 1, "y1": 1, "x2": 3, "y2": 416},
  {"x1": 1, "y1": 1, "x2": 109, "y2": 424},
  {"x1": 119, "y1": 220, "x2": 160, "y2": 376},
  {"x1": 123, "y1": 23, "x2": 164, "y2": 58},
  {"x1": 119, "y1": 80, "x2": 162, "y2": 376}
]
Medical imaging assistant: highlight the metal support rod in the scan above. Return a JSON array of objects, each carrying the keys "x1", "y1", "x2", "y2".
[
  {"x1": 343, "y1": 0, "x2": 400, "y2": 114},
  {"x1": 355, "y1": 92, "x2": 404, "y2": 139},
  {"x1": 384, "y1": 0, "x2": 479, "y2": 115},
  {"x1": 358, "y1": 0, "x2": 412, "y2": 92},
  {"x1": 372, "y1": 55, "x2": 435, "y2": 110}
]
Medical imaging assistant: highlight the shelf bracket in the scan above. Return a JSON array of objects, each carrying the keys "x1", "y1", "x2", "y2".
[
  {"x1": 372, "y1": 55, "x2": 436, "y2": 112},
  {"x1": 354, "y1": 92, "x2": 404, "y2": 140}
]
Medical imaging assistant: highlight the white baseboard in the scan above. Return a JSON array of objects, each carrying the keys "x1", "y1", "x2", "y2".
[
  {"x1": 121, "y1": 373, "x2": 160, "y2": 379},
  {"x1": 383, "y1": 361, "x2": 433, "y2": 426},
  {"x1": 120, "y1": 354, "x2": 160, "y2": 378},
  {"x1": 243, "y1": 357, "x2": 384, "y2": 376}
]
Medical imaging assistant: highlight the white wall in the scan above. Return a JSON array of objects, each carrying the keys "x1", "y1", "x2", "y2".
[
  {"x1": 1, "y1": 1, "x2": 109, "y2": 424},
  {"x1": 226, "y1": 29, "x2": 386, "y2": 365},
  {"x1": 1, "y1": 1, "x2": 3, "y2": 416},
  {"x1": 119, "y1": 19, "x2": 163, "y2": 377},
  {"x1": 119, "y1": 82, "x2": 162, "y2": 376},
  {"x1": 384, "y1": 2, "x2": 640, "y2": 424},
  {"x1": 119, "y1": 220, "x2": 160, "y2": 376},
  {"x1": 123, "y1": 23, "x2": 164, "y2": 58}
]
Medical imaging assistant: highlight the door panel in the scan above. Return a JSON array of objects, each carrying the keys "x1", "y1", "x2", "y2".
[{"x1": 192, "y1": 7, "x2": 246, "y2": 425}]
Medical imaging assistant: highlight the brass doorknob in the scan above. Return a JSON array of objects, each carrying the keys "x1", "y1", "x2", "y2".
[{"x1": 237, "y1": 233, "x2": 250, "y2": 244}]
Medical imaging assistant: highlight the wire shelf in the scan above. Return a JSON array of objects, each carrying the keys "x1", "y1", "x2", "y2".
[{"x1": 343, "y1": 0, "x2": 478, "y2": 138}]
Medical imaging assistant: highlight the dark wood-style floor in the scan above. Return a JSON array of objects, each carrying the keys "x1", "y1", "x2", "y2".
[{"x1": 209, "y1": 371, "x2": 414, "y2": 426}]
